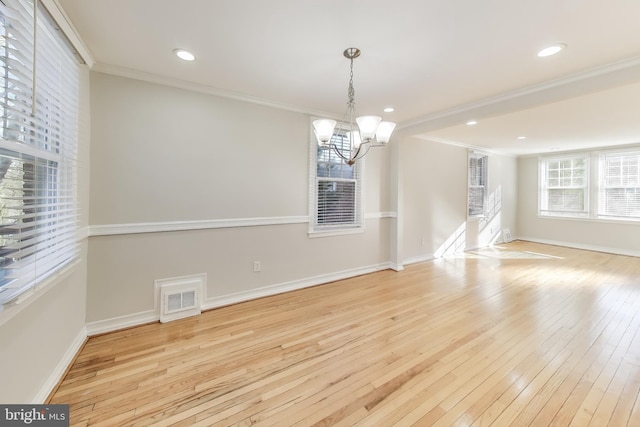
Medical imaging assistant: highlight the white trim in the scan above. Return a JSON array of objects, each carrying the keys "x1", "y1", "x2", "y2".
[
  {"x1": 77, "y1": 226, "x2": 89, "y2": 241},
  {"x1": 202, "y1": 263, "x2": 393, "y2": 312},
  {"x1": 420, "y1": 136, "x2": 513, "y2": 158},
  {"x1": 0, "y1": 260, "x2": 80, "y2": 327},
  {"x1": 85, "y1": 262, "x2": 394, "y2": 336},
  {"x1": 516, "y1": 236, "x2": 640, "y2": 258},
  {"x1": 308, "y1": 227, "x2": 365, "y2": 239},
  {"x1": 41, "y1": 0, "x2": 95, "y2": 67},
  {"x1": 399, "y1": 55, "x2": 640, "y2": 132},
  {"x1": 306, "y1": 213, "x2": 396, "y2": 238},
  {"x1": 536, "y1": 213, "x2": 640, "y2": 226},
  {"x1": 389, "y1": 263, "x2": 404, "y2": 272},
  {"x1": 86, "y1": 310, "x2": 158, "y2": 336},
  {"x1": 88, "y1": 213, "x2": 397, "y2": 237},
  {"x1": 32, "y1": 326, "x2": 87, "y2": 403},
  {"x1": 89, "y1": 216, "x2": 309, "y2": 236},
  {"x1": 93, "y1": 63, "x2": 334, "y2": 118},
  {"x1": 402, "y1": 253, "x2": 435, "y2": 266},
  {"x1": 365, "y1": 211, "x2": 397, "y2": 219}
]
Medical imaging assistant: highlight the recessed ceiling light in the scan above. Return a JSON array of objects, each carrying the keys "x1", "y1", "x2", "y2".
[
  {"x1": 466, "y1": 120, "x2": 478, "y2": 126},
  {"x1": 517, "y1": 136, "x2": 527, "y2": 140},
  {"x1": 537, "y1": 44, "x2": 566, "y2": 57},
  {"x1": 384, "y1": 107, "x2": 395, "y2": 113},
  {"x1": 173, "y1": 49, "x2": 195, "y2": 61}
]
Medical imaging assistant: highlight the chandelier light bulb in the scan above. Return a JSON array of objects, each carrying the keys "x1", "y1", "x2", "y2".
[
  {"x1": 376, "y1": 121, "x2": 397, "y2": 144},
  {"x1": 356, "y1": 115, "x2": 382, "y2": 142},
  {"x1": 312, "y1": 119, "x2": 337, "y2": 146}
]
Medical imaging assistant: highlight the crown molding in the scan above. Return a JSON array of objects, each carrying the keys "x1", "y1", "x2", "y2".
[
  {"x1": 399, "y1": 54, "x2": 640, "y2": 135},
  {"x1": 415, "y1": 136, "x2": 517, "y2": 158},
  {"x1": 42, "y1": 0, "x2": 95, "y2": 67},
  {"x1": 92, "y1": 62, "x2": 338, "y2": 119}
]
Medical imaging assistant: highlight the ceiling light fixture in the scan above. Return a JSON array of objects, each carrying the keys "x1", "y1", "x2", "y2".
[
  {"x1": 173, "y1": 48, "x2": 195, "y2": 61},
  {"x1": 537, "y1": 43, "x2": 566, "y2": 57},
  {"x1": 312, "y1": 48, "x2": 396, "y2": 165},
  {"x1": 384, "y1": 107, "x2": 395, "y2": 113},
  {"x1": 517, "y1": 136, "x2": 527, "y2": 140},
  {"x1": 466, "y1": 120, "x2": 478, "y2": 126}
]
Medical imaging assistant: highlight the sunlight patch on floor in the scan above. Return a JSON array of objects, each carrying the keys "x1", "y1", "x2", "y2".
[{"x1": 444, "y1": 245, "x2": 564, "y2": 260}]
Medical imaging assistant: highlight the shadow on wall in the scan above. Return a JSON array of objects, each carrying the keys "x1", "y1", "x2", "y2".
[{"x1": 434, "y1": 185, "x2": 503, "y2": 258}]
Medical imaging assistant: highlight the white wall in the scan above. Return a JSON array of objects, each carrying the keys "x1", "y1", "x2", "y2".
[
  {"x1": 396, "y1": 137, "x2": 518, "y2": 264},
  {"x1": 0, "y1": 67, "x2": 91, "y2": 403},
  {"x1": 517, "y1": 155, "x2": 640, "y2": 255},
  {"x1": 86, "y1": 72, "x2": 392, "y2": 327}
]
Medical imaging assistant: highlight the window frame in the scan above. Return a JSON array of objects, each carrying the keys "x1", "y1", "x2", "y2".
[
  {"x1": 538, "y1": 154, "x2": 590, "y2": 218},
  {"x1": 597, "y1": 149, "x2": 640, "y2": 220},
  {"x1": 0, "y1": 0, "x2": 80, "y2": 308},
  {"x1": 308, "y1": 118, "x2": 365, "y2": 237},
  {"x1": 467, "y1": 150, "x2": 488, "y2": 219},
  {"x1": 537, "y1": 146, "x2": 640, "y2": 223}
]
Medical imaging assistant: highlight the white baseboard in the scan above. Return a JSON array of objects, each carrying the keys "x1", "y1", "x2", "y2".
[
  {"x1": 86, "y1": 262, "x2": 393, "y2": 336},
  {"x1": 516, "y1": 236, "x2": 640, "y2": 258},
  {"x1": 202, "y1": 262, "x2": 392, "y2": 311},
  {"x1": 402, "y1": 253, "x2": 434, "y2": 266},
  {"x1": 33, "y1": 326, "x2": 87, "y2": 403},
  {"x1": 389, "y1": 263, "x2": 404, "y2": 272},
  {"x1": 86, "y1": 310, "x2": 158, "y2": 336}
]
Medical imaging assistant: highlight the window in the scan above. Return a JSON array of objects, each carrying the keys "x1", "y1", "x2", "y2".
[
  {"x1": 598, "y1": 151, "x2": 640, "y2": 219},
  {"x1": 538, "y1": 148, "x2": 640, "y2": 222},
  {"x1": 468, "y1": 151, "x2": 488, "y2": 218},
  {"x1": 309, "y1": 121, "x2": 362, "y2": 233},
  {"x1": 539, "y1": 156, "x2": 588, "y2": 217},
  {"x1": 0, "y1": 0, "x2": 80, "y2": 306}
]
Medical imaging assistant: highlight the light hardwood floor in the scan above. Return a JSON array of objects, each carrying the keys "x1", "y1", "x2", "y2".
[{"x1": 49, "y1": 241, "x2": 640, "y2": 426}]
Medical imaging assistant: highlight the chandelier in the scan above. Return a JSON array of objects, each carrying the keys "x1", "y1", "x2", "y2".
[{"x1": 312, "y1": 48, "x2": 396, "y2": 165}]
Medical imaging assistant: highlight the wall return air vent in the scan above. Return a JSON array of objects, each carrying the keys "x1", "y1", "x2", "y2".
[{"x1": 154, "y1": 274, "x2": 206, "y2": 323}]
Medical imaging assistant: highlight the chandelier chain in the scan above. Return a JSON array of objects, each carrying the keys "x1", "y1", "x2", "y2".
[
  {"x1": 311, "y1": 47, "x2": 395, "y2": 165},
  {"x1": 348, "y1": 56, "x2": 355, "y2": 108}
]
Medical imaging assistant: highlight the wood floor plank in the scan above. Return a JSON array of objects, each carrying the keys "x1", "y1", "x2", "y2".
[{"x1": 47, "y1": 241, "x2": 640, "y2": 426}]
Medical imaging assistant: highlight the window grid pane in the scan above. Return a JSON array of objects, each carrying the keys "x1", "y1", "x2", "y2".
[
  {"x1": 468, "y1": 152, "x2": 487, "y2": 217},
  {"x1": 599, "y1": 152, "x2": 640, "y2": 219},
  {"x1": 312, "y1": 122, "x2": 361, "y2": 230},
  {"x1": 539, "y1": 156, "x2": 588, "y2": 217}
]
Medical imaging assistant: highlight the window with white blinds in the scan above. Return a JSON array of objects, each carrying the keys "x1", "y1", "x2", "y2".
[
  {"x1": 0, "y1": 0, "x2": 80, "y2": 306},
  {"x1": 598, "y1": 151, "x2": 640, "y2": 219},
  {"x1": 539, "y1": 156, "x2": 589, "y2": 217},
  {"x1": 310, "y1": 121, "x2": 362, "y2": 232},
  {"x1": 538, "y1": 149, "x2": 640, "y2": 222},
  {"x1": 468, "y1": 151, "x2": 488, "y2": 218}
]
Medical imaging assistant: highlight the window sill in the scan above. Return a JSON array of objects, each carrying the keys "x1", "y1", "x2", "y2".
[
  {"x1": 537, "y1": 214, "x2": 640, "y2": 226},
  {"x1": 308, "y1": 226, "x2": 365, "y2": 238},
  {"x1": 0, "y1": 259, "x2": 80, "y2": 328}
]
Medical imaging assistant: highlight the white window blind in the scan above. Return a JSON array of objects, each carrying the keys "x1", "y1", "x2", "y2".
[
  {"x1": 0, "y1": 0, "x2": 80, "y2": 306},
  {"x1": 468, "y1": 151, "x2": 487, "y2": 218},
  {"x1": 539, "y1": 156, "x2": 588, "y2": 217},
  {"x1": 312, "y1": 122, "x2": 362, "y2": 230},
  {"x1": 598, "y1": 151, "x2": 640, "y2": 219}
]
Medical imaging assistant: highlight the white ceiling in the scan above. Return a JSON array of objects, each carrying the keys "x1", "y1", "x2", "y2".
[{"x1": 58, "y1": 0, "x2": 640, "y2": 156}]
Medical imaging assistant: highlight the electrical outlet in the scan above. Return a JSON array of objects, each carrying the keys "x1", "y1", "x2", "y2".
[{"x1": 253, "y1": 261, "x2": 261, "y2": 272}]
